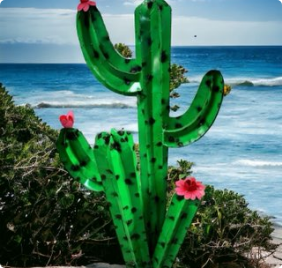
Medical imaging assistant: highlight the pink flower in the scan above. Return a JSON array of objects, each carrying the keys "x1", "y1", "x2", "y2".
[
  {"x1": 175, "y1": 177, "x2": 205, "y2": 200},
  {"x1": 77, "y1": 0, "x2": 96, "y2": 12},
  {"x1": 59, "y1": 111, "x2": 74, "y2": 128}
]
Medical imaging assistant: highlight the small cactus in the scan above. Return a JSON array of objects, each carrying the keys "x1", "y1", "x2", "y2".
[{"x1": 57, "y1": 0, "x2": 226, "y2": 267}]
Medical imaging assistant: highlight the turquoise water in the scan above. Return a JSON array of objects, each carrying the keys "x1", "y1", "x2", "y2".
[{"x1": 1, "y1": 46, "x2": 282, "y2": 224}]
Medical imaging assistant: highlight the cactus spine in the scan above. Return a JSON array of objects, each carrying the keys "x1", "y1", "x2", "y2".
[{"x1": 57, "y1": 0, "x2": 225, "y2": 267}]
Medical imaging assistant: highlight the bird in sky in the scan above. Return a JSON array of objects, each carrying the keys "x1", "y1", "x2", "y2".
[{"x1": 0, "y1": 0, "x2": 4, "y2": 4}]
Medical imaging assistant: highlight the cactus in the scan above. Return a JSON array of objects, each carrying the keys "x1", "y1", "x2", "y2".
[
  {"x1": 57, "y1": 0, "x2": 225, "y2": 266},
  {"x1": 76, "y1": 0, "x2": 224, "y2": 252}
]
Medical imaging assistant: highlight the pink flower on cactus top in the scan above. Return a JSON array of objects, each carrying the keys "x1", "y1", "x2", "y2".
[
  {"x1": 175, "y1": 177, "x2": 205, "y2": 200},
  {"x1": 77, "y1": 0, "x2": 96, "y2": 12},
  {"x1": 59, "y1": 111, "x2": 74, "y2": 128}
]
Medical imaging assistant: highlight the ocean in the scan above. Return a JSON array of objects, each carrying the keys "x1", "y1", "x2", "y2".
[{"x1": 1, "y1": 46, "x2": 282, "y2": 225}]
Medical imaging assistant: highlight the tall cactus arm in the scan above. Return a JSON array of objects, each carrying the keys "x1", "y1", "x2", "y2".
[
  {"x1": 93, "y1": 132, "x2": 136, "y2": 265},
  {"x1": 56, "y1": 128, "x2": 103, "y2": 191},
  {"x1": 163, "y1": 70, "x2": 224, "y2": 148},
  {"x1": 135, "y1": 0, "x2": 172, "y2": 252},
  {"x1": 152, "y1": 196, "x2": 199, "y2": 268},
  {"x1": 94, "y1": 131, "x2": 150, "y2": 267},
  {"x1": 77, "y1": 7, "x2": 142, "y2": 96},
  {"x1": 110, "y1": 129, "x2": 151, "y2": 266}
]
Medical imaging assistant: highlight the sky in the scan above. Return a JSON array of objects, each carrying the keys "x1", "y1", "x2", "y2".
[{"x1": 0, "y1": 0, "x2": 282, "y2": 63}]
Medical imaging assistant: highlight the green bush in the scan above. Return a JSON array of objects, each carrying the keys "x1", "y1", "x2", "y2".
[
  {"x1": 0, "y1": 84, "x2": 118, "y2": 266},
  {"x1": 0, "y1": 84, "x2": 277, "y2": 267}
]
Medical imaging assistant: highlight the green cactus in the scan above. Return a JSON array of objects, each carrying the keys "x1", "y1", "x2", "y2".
[
  {"x1": 57, "y1": 0, "x2": 225, "y2": 267},
  {"x1": 76, "y1": 0, "x2": 224, "y2": 252}
]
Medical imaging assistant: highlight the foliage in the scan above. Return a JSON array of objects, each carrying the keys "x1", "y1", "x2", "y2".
[
  {"x1": 0, "y1": 84, "x2": 119, "y2": 266},
  {"x1": 168, "y1": 160, "x2": 277, "y2": 268},
  {"x1": 115, "y1": 43, "x2": 189, "y2": 112},
  {"x1": 0, "y1": 84, "x2": 277, "y2": 267},
  {"x1": 114, "y1": 43, "x2": 133, "y2": 58}
]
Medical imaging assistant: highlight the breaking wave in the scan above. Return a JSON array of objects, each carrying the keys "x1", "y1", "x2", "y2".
[{"x1": 34, "y1": 102, "x2": 135, "y2": 109}]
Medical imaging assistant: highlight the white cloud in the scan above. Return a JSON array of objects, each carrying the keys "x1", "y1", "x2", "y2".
[
  {"x1": 0, "y1": 7, "x2": 281, "y2": 48},
  {"x1": 0, "y1": 8, "x2": 77, "y2": 45},
  {"x1": 123, "y1": 0, "x2": 142, "y2": 6}
]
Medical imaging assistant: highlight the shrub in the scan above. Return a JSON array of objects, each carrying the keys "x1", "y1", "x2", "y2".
[
  {"x1": 0, "y1": 84, "x2": 277, "y2": 267},
  {"x1": 0, "y1": 84, "x2": 117, "y2": 266}
]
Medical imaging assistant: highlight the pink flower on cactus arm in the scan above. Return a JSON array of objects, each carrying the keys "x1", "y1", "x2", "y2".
[
  {"x1": 77, "y1": 0, "x2": 96, "y2": 12},
  {"x1": 59, "y1": 111, "x2": 74, "y2": 128},
  {"x1": 175, "y1": 177, "x2": 205, "y2": 200}
]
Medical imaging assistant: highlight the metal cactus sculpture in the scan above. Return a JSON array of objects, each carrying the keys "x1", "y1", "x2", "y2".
[{"x1": 56, "y1": 0, "x2": 225, "y2": 267}]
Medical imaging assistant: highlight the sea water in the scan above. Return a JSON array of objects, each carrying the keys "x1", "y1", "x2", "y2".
[{"x1": 1, "y1": 46, "x2": 282, "y2": 225}]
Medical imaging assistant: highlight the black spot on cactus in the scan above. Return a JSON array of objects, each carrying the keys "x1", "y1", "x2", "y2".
[
  {"x1": 181, "y1": 212, "x2": 188, "y2": 220},
  {"x1": 146, "y1": 74, "x2": 153, "y2": 82},
  {"x1": 135, "y1": 193, "x2": 140, "y2": 197},
  {"x1": 115, "y1": 214, "x2": 122, "y2": 220},
  {"x1": 146, "y1": 117, "x2": 155, "y2": 125},
  {"x1": 123, "y1": 77, "x2": 131, "y2": 85},
  {"x1": 131, "y1": 207, "x2": 137, "y2": 213},
  {"x1": 159, "y1": 242, "x2": 165, "y2": 248},
  {"x1": 197, "y1": 106, "x2": 202, "y2": 112},
  {"x1": 97, "y1": 133, "x2": 102, "y2": 139},
  {"x1": 161, "y1": 50, "x2": 168, "y2": 63},
  {"x1": 92, "y1": 49, "x2": 99, "y2": 59},
  {"x1": 171, "y1": 238, "x2": 178, "y2": 244},
  {"x1": 131, "y1": 233, "x2": 141, "y2": 240},
  {"x1": 213, "y1": 85, "x2": 220, "y2": 92},
  {"x1": 123, "y1": 236, "x2": 128, "y2": 241},
  {"x1": 111, "y1": 141, "x2": 121, "y2": 152},
  {"x1": 125, "y1": 179, "x2": 133, "y2": 185},
  {"x1": 106, "y1": 169, "x2": 113, "y2": 174},
  {"x1": 147, "y1": 37, "x2": 152, "y2": 46},
  {"x1": 158, "y1": 5, "x2": 163, "y2": 11},
  {"x1": 178, "y1": 142, "x2": 184, "y2": 147},
  {"x1": 125, "y1": 58, "x2": 130, "y2": 64},
  {"x1": 101, "y1": 174, "x2": 106, "y2": 180},
  {"x1": 130, "y1": 172, "x2": 136, "y2": 178},
  {"x1": 118, "y1": 130, "x2": 125, "y2": 136},
  {"x1": 147, "y1": 1, "x2": 153, "y2": 9},
  {"x1": 154, "y1": 257, "x2": 159, "y2": 263},
  {"x1": 151, "y1": 157, "x2": 156, "y2": 163},
  {"x1": 142, "y1": 62, "x2": 147, "y2": 67},
  {"x1": 94, "y1": 145, "x2": 99, "y2": 149},
  {"x1": 205, "y1": 79, "x2": 212, "y2": 87},
  {"x1": 71, "y1": 165, "x2": 80, "y2": 171},
  {"x1": 83, "y1": 14, "x2": 90, "y2": 28},
  {"x1": 158, "y1": 165, "x2": 163, "y2": 170},
  {"x1": 169, "y1": 216, "x2": 175, "y2": 221},
  {"x1": 154, "y1": 195, "x2": 160, "y2": 203},
  {"x1": 123, "y1": 206, "x2": 129, "y2": 210},
  {"x1": 111, "y1": 192, "x2": 118, "y2": 197},
  {"x1": 175, "y1": 123, "x2": 183, "y2": 128},
  {"x1": 168, "y1": 136, "x2": 175, "y2": 142},
  {"x1": 103, "y1": 35, "x2": 110, "y2": 41},
  {"x1": 80, "y1": 160, "x2": 87, "y2": 167},
  {"x1": 143, "y1": 153, "x2": 147, "y2": 158},
  {"x1": 66, "y1": 131, "x2": 78, "y2": 140},
  {"x1": 126, "y1": 220, "x2": 133, "y2": 226},
  {"x1": 146, "y1": 144, "x2": 150, "y2": 149},
  {"x1": 156, "y1": 141, "x2": 162, "y2": 147},
  {"x1": 115, "y1": 175, "x2": 120, "y2": 180},
  {"x1": 176, "y1": 195, "x2": 183, "y2": 201},
  {"x1": 130, "y1": 66, "x2": 142, "y2": 73},
  {"x1": 199, "y1": 119, "x2": 205, "y2": 126},
  {"x1": 139, "y1": 216, "x2": 143, "y2": 220}
]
